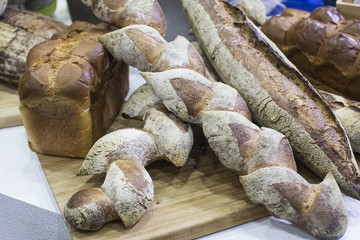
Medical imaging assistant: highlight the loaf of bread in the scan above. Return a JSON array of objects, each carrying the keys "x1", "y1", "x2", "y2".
[
  {"x1": 18, "y1": 21, "x2": 129, "y2": 158},
  {"x1": 232, "y1": 0, "x2": 266, "y2": 25},
  {"x1": 182, "y1": 0, "x2": 360, "y2": 201},
  {"x1": 0, "y1": 8, "x2": 67, "y2": 86},
  {"x1": 64, "y1": 84, "x2": 194, "y2": 230},
  {"x1": 261, "y1": 7, "x2": 360, "y2": 101}
]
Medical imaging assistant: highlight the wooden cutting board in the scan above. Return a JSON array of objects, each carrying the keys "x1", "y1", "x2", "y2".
[
  {"x1": 0, "y1": 84, "x2": 22, "y2": 128},
  {"x1": 37, "y1": 116, "x2": 273, "y2": 240}
]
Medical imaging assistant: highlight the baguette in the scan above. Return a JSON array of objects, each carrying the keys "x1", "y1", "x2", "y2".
[
  {"x1": 181, "y1": 0, "x2": 360, "y2": 200},
  {"x1": 261, "y1": 7, "x2": 360, "y2": 101}
]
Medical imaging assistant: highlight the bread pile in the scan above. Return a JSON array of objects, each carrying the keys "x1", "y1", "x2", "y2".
[
  {"x1": 261, "y1": 7, "x2": 360, "y2": 101},
  {"x1": 18, "y1": 21, "x2": 129, "y2": 158},
  {"x1": 60, "y1": 0, "x2": 360, "y2": 239}
]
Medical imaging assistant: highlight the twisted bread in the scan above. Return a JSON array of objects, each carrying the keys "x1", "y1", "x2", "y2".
[
  {"x1": 141, "y1": 68, "x2": 348, "y2": 239},
  {"x1": 98, "y1": 24, "x2": 206, "y2": 76},
  {"x1": 181, "y1": 0, "x2": 360, "y2": 200},
  {"x1": 64, "y1": 84, "x2": 193, "y2": 230},
  {"x1": 80, "y1": 0, "x2": 166, "y2": 36},
  {"x1": 67, "y1": 0, "x2": 349, "y2": 238},
  {"x1": 261, "y1": 7, "x2": 360, "y2": 101}
]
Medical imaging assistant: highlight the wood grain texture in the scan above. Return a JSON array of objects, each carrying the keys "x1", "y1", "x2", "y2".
[
  {"x1": 37, "y1": 118, "x2": 270, "y2": 240},
  {"x1": 0, "y1": 84, "x2": 22, "y2": 128}
]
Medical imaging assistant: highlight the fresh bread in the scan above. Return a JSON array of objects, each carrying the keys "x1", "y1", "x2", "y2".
[
  {"x1": 18, "y1": 21, "x2": 129, "y2": 158},
  {"x1": 99, "y1": 17, "x2": 348, "y2": 239},
  {"x1": 0, "y1": 8, "x2": 67, "y2": 86},
  {"x1": 181, "y1": 0, "x2": 360, "y2": 201},
  {"x1": 142, "y1": 68, "x2": 348, "y2": 240},
  {"x1": 261, "y1": 7, "x2": 360, "y2": 101},
  {"x1": 80, "y1": 0, "x2": 166, "y2": 36},
  {"x1": 64, "y1": 84, "x2": 194, "y2": 230}
]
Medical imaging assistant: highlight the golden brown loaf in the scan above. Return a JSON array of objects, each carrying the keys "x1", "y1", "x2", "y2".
[
  {"x1": 261, "y1": 7, "x2": 360, "y2": 101},
  {"x1": 18, "y1": 21, "x2": 129, "y2": 158}
]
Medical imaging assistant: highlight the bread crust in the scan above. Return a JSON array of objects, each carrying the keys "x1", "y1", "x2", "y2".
[{"x1": 181, "y1": 0, "x2": 360, "y2": 200}]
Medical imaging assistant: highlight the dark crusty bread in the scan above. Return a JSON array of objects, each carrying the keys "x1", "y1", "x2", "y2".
[
  {"x1": 18, "y1": 21, "x2": 129, "y2": 158},
  {"x1": 0, "y1": 7, "x2": 67, "y2": 39},
  {"x1": 261, "y1": 7, "x2": 360, "y2": 101},
  {"x1": 0, "y1": 8, "x2": 67, "y2": 86}
]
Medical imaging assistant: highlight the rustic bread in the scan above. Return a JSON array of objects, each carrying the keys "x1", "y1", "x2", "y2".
[
  {"x1": 233, "y1": 0, "x2": 266, "y2": 25},
  {"x1": 261, "y1": 7, "x2": 360, "y2": 101},
  {"x1": 65, "y1": 84, "x2": 194, "y2": 230},
  {"x1": 18, "y1": 21, "x2": 129, "y2": 158},
  {"x1": 182, "y1": 0, "x2": 360, "y2": 202},
  {"x1": 0, "y1": 8, "x2": 67, "y2": 86}
]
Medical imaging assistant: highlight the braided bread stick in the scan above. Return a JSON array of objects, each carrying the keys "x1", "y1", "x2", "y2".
[
  {"x1": 64, "y1": 84, "x2": 193, "y2": 230},
  {"x1": 181, "y1": 0, "x2": 360, "y2": 200},
  {"x1": 141, "y1": 68, "x2": 347, "y2": 239},
  {"x1": 80, "y1": 0, "x2": 166, "y2": 36}
]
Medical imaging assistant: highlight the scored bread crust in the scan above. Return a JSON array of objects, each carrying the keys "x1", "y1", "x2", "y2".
[{"x1": 181, "y1": 0, "x2": 360, "y2": 200}]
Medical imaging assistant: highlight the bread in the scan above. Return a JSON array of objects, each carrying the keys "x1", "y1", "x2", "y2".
[
  {"x1": 80, "y1": 0, "x2": 166, "y2": 36},
  {"x1": 318, "y1": 90, "x2": 360, "y2": 153},
  {"x1": 181, "y1": 0, "x2": 360, "y2": 201},
  {"x1": 142, "y1": 68, "x2": 348, "y2": 240},
  {"x1": 261, "y1": 7, "x2": 360, "y2": 101},
  {"x1": 66, "y1": 1, "x2": 348, "y2": 238},
  {"x1": 64, "y1": 84, "x2": 194, "y2": 230},
  {"x1": 232, "y1": 0, "x2": 266, "y2": 25},
  {"x1": 18, "y1": 21, "x2": 129, "y2": 158},
  {"x1": 0, "y1": 8, "x2": 67, "y2": 86},
  {"x1": 193, "y1": 39, "x2": 360, "y2": 154},
  {"x1": 98, "y1": 24, "x2": 206, "y2": 76}
]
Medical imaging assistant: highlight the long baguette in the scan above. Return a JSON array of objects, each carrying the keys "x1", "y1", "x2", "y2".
[{"x1": 181, "y1": 0, "x2": 360, "y2": 199}]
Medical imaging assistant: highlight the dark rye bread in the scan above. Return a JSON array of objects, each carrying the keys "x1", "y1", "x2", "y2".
[
  {"x1": 181, "y1": 0, "x2": 360, "y2": 199},
  {"x1": 18, "y1": 21, "x2": 129, "y2": 158}
]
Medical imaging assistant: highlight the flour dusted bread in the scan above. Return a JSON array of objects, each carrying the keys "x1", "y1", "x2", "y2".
[{"x1": 18, "y1": 21, "x2": 129, "y2": 158}]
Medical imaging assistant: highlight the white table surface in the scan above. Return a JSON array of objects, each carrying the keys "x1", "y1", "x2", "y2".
[{"x1": 1, "y1": 0, "x2": 360, "y2": 239}]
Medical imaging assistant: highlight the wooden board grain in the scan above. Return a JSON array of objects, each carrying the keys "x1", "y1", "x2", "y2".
[
  {"x1": 37, "y1": 117, "x2": 271, "y2": 240},
  {"x1": 0, "y1": 84, "x2": 22, "y2": 128}
]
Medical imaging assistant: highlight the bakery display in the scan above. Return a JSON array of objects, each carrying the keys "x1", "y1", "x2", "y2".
[
  {"x1": 18, "y1": 21, "x2": 129, "y2": 158},
  {"x1": 182, "y1": 0, "x2": 360, "y2": 201},
  {"x1": 0, "y1": 8, "x2": 67, "y2": 86},
  {"x1": 2, "y1": 0, "x2": 359, "y2": 239},
  {"x1": 261, "y1": 6, "x2": 360, "y2": 101}
]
